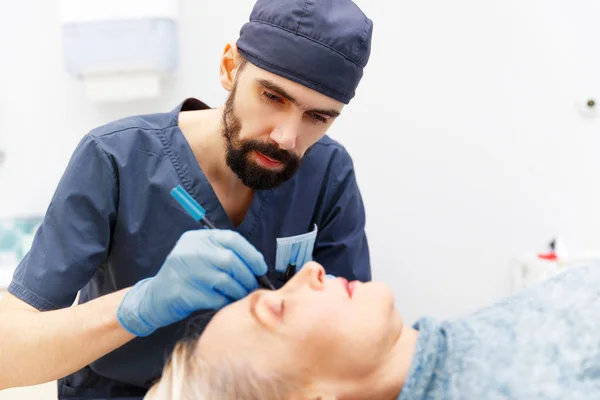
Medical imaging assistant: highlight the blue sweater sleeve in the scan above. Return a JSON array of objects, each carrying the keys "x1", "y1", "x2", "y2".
[
  {"x1": 8, "y1": 134, "x2": 118, "y2": 310},
  {"x1": 398, "y1": 263, "x2": 600, "y2": 399}
]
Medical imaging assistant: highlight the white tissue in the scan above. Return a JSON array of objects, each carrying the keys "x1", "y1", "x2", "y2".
[
  {"x1": 83, "y1": 71, "x2": 161, "y2": 103},
  {"x1": 60, "y1": 0, "x2": 179, "y2": 24}
]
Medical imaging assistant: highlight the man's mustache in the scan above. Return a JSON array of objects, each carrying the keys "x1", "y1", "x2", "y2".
[{"x1": 241, "y1": 140, "x2": 298, "y2": 165}]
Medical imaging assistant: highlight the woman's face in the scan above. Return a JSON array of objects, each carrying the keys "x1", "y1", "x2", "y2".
[{"x1": 196, "y1": 262, "x2": 403, "y2": 396}]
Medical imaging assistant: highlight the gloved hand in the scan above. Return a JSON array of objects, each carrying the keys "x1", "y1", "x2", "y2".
[{"x1": 117, "y1": 229, "x2": 268, "y2": 337}]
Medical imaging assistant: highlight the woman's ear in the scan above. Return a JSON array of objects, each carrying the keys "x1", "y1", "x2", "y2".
[
  {"x1": 254, "y1": 292, "x2": 285, "y2": 330},
  {"x1": 219, "y1": 42, "x2": 243, "y2": 92}
]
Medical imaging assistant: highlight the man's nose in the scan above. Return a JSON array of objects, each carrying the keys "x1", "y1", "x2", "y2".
[{"x1": 270, "y1": 118, "x2": 301, "y2": 150}]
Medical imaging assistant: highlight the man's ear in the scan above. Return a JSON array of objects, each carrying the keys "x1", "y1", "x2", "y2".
[{"x1": 219, "y1": 42, "x2": 244, "y2": 92}]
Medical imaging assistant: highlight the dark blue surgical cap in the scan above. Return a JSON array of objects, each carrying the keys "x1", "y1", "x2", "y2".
[{"x1": 236, "y1": 0, "x2": 374, "y2": 104}]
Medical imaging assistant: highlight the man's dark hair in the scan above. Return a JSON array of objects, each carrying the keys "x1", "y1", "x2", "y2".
[{"x1": 237, "y1": 54, "x2": 248, "y2": 75}]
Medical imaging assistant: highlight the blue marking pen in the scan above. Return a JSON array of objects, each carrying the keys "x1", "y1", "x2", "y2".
[{"x1": 170, "y1": 185, "x2": 276, "y2": 291}]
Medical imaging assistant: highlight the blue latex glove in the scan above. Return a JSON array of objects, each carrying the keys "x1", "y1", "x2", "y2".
[{"x1": 117, "y1": 229, "x2": 268, "y2": 337}]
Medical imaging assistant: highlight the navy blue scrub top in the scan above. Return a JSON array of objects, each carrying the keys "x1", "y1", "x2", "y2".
[{"x1": 8, "y1": 98, "x2": 370, "y2": 399}]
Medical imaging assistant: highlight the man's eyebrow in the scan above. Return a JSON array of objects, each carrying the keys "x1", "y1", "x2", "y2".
[
  {"x1": 310, "y1": 108, "x2": 341, "y2": 118},
  {"x1": 256, "y1": 79, "x2": 341, "y2": 118},
  {"x1": 257, "y1": 78, "x2": 297, "y2": 103}
]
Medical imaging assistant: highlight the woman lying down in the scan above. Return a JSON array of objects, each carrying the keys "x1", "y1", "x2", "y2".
[{"x1": 145, "y1": 261, "x2": 600, "y2": 399}]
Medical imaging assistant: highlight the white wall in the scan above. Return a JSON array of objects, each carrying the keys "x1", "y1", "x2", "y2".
[{"x1": 0, "y1": 0, "x2": 599, "y2": 324}]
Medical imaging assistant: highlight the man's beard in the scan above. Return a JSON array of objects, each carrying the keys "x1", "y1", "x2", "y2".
[{"x1": 221, "y1": 83, "x2": 302, "y2": 190}]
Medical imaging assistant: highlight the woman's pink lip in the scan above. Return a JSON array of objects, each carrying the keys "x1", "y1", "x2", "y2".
[
  {"x1": 338, "y1": 277, "x2": 352, "y2": 298},
  {"x1": 348, "y1": 281, "x2": 357, "y2": 297},
  {"x1": 255, "y1": 151, "x2": 282, "y2": 168}
]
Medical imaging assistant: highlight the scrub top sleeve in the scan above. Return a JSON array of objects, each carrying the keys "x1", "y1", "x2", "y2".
[
  {"x1": 8, "y1": 134, "x2": 118, "y2": 311},
  {"x1": 313, "y1": 149, "x2": 371, "y2": 282}
]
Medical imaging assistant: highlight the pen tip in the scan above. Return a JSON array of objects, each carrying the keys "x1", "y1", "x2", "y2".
[{"x1": 258, "y1": 275, "x2": 276, "y2": 290}]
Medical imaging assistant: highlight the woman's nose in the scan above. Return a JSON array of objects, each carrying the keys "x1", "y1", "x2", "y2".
[{"x1": 290, "y1": 262, "x2": 326, "y2": 289}]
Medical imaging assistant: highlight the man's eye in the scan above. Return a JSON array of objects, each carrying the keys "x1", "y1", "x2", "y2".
[
  {"x1": 310, "y1": 113, "x2": 328, "y2": 124},
  {"x1": 263, "y1": 92, "x2": 283, "y2": 104}
]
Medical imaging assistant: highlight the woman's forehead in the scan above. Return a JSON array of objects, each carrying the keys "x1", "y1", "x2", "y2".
[{"x1": 196, "y1": 297, "x2": 257, "y2": 355}]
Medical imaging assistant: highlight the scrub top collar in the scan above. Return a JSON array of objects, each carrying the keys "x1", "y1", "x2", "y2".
[{"x1": 164, "y1": 98, "x2": 272, "y2": 237}]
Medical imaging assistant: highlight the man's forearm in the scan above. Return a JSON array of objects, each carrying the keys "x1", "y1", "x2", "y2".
[{"x1": 0, "y1": 289, "x2": 136, "y2": 389}]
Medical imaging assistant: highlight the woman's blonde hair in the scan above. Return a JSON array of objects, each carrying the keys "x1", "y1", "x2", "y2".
[{"x1": 144, "y1": 338, "x2": 301, "y2": 400}]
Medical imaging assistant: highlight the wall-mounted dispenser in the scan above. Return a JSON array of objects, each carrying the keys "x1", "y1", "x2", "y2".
[{"x1": 60, "y1": 0, "x2": 179, "y2": 103}]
